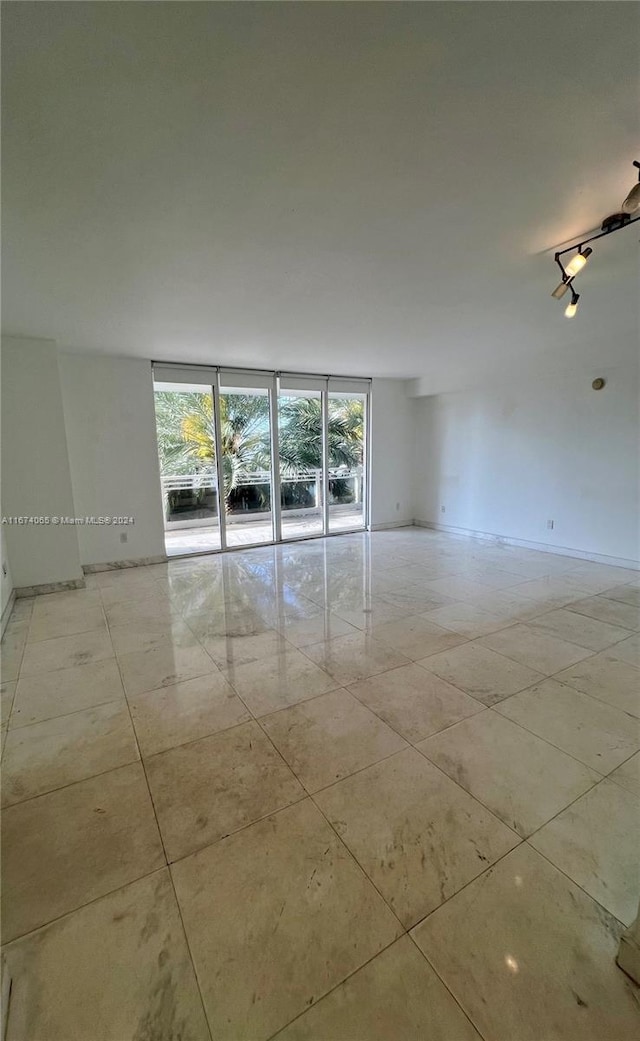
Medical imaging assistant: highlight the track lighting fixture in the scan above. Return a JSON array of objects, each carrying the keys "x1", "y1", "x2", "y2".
[
  {"x1": 564, "y1": 247, "x2": 592, "y2": 278},
  {"x1": 564, "y1": 290, "x2": 579, "y2": 318},
  {"x1": 550, "y1": 160, "x2": 640, "y2": 317}
]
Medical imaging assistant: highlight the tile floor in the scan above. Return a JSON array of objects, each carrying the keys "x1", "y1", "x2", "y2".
[{"x1": 1, "y1": 527, "x2": 639, "y2": 1040}]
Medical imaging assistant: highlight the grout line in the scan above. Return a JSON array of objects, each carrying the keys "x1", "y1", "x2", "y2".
[
  {"x1": 2, "y1": 864, "x2": 169, "y2": 948},
  {"x1": 406, "y1": 931, "x2": 492, "y2": 1041},
  {"x1": 102, "y1": 606, "x2": 218, "y2": 1037},
  {"x1": 261, "y1": 933, "x2": 405, "y2": 1041},
  {"x1": 523, "y1": 841, "x2": 630, "y2": 932}
]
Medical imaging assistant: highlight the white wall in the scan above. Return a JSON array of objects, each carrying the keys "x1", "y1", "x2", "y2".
[
  {"x1": 59, "y1": 355, "x2": 166, "y2": 566},
  {"x1": 1, "y1": 336, "x2": 83, "y2": 587},
  {"x1": 370, "y1": 379, "x2": 415, "y2": 529},
  {"x1": 412, "y1": 362, "x2": 640, "y2": 564},
  {"x1": 1, "y1": 529, "x2": 14, "y2": 619}
]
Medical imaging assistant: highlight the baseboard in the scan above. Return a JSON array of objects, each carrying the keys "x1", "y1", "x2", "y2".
[
  {"x1": 15, "y1": 576, "x2": 86, "y2": 598},
  {"x1": 414, "y1": 520, "x2": 640, "y2": 571},
  {"x1": 370, "y1": 519, "x2": 415, "y2": 532},
  {"x1": 83, "y1": 554, "x2": 167, "y2": 574},
  {"x1": 1, "y1": 591, "x2": 16, "y2": 638}
]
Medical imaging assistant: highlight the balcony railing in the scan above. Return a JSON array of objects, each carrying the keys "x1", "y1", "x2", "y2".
[{"x1": 160, "y1": 468, "x2": 363, "y2": 527}]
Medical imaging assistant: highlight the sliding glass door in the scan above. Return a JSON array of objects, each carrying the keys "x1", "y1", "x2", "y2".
[
  {"x1": 153, "y1": 381, "x2": 222, "y2": 556},
  {"x1": 278, "y1": 388, "x2": 324, "y2": 540},
  {"x1": 153, "y1": 365, "x2": 370, "y2": 557},
  {"x1": 218, "y1": 378, "x2": 274, "y2": 547},
  {"x1": 328, "y1": 392, "x2": 366, "y2": 532}
]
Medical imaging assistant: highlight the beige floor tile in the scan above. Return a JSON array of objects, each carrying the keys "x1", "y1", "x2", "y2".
[
  {"x1": 108, "y1": 617, "x2": 197, "y2": 656},
  {"x1": 419, "y1": 711, "x2": 599, "y2": 837},
  {"x1": 28, "y1": 606, "x2": 107, "y2": 643},
  {"x1": 608, "y1": 751, "x2": 640, "y2": 797},
  {"x1": 423, "y1": 576, "x2": 498, "y2": 601},
  {"x1": 1, "y1": 701, "x2": 138, "y2": 806},
  {"x1": 422, "y1": 601, "x2": 512, "y2": 638},
  {"x1": 130, "y1": 672, "x2": 250, "y2": 756},
  {"x1": 567, "y1": 595, "x2": 640, "y2": 631},
  {"x1": 530, "y1": 779, "x2": 639, "y2": 926},
  {"x1": 506, "y1": 574, "x2": 588, "y2": 607},
  {"x1": 20, "y1": 630, "x2": 114, "y2": 675},
  {"x1": 261, "y1": 689, "x2": 407, "y2": 792},
  {"x1": 146, "y1": 720, "x2": 304, "y2": 860},
  {"x1": 276, "y1": 612, "x2": 357, "y2": 648},
  {"x1": 95, "y1": 566, "x2": 159, "y2": 589},
  {"x1": 303, "y1": 632, "x2": 411, "y2": 686},
  {"x1": 418, "y1": 642, "x2": 543, "y2": 706},
  {"x1": 330, "y1": 596, "x2": 413, "y2": 631},
  {"x1": 527, "y1": 607, "x2": 633, "y2": 652},
  {"x1": 478, "y1": 623, "x2": 592, "y2": 674},
  {"x1": 347, "y1": 663, "x2": 484, "y2": 742},
  {"x1": 2, "y1": 870, "x2": 210, "y2": 1041},
  {"x1": 555, "y1": 652, "x2": 640, "y2": 717},
  {"x1": 1, "y1": 762, "x2": 165, "y2": 942},
  {"x1": 602, "y1": 584, "x2": 640, "y2": 608},
  {"x1": 8, "y1": 597, "x2": 35, "y2": 620},
  {"x1": 315, "y1": 747, "x2": 519, "y2": 927},
  {"x1": 117, "y1": 639, "x2": 217, "y2": 697},
  {"x1": 273, "y1": 936, "x2": 481, "y2": 1041},
  {"x1": 201, "y1": 628, "x2": 290, "y2": 668},
  {"x1": 608, "y1": 632, "x2": 640, "y2": 666},
  {"x1": 370, "y1": 615, "x2": 468, "y2": 661},
  {"x1": 467, "y1": 588, "x2": 544, "y2": 623},
  {"x1": 103, "y1": 594, "x2": 182, "y2": 628},
  {"x1": 30, "y1": 588, "x2": 102, "y2": 615},
  {"x1": 222, "y1": 646, "x2": 338, "y2": 716},
  {"x1": 99, "y1": 580, "x2": 163, "y2": 609},
  {"x1": 171, "y1": 799, "x2": 402, "y2": 1041},
  {"x1": 495, "y1": 678, "x2": 640, "y2": 773},
  {"x1": 565, "y1": 563, "x2": 640, "y2": 587},
  {"x1": 377, "y1": 587, "x2": 457, "y2": 614},
  {"x1": 1, "y1": 628, "x2": 28, "y2": 682},
  {"x1": 10, "y1": 659, "x2": 125, "y2": 728},
  {"x1": 1, "y1": 679, "x2": 17, "y2": 725},
  {"x1": 185, "y1": 604, "x2": 270, "y2": 641},
  {"x1": 412, "y1": 844, "x2": 640, "y2": 1041}
]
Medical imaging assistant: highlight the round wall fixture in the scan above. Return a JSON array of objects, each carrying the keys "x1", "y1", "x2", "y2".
[{"x1": 592, "y1": 378, "x2": 606, "y2": 390}]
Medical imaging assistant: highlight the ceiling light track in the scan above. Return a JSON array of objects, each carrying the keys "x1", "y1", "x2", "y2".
[{"x1": 550, "y1": 160, "x2": 640, "y2": 315}]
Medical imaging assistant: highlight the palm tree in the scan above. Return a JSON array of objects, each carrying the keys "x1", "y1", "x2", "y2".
[{"x1": 154, "y1": 390, "x2": 363, "y2": 511}]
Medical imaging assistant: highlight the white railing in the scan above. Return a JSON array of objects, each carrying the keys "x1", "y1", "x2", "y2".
[
  {"x1": 160, "y1": 468, "x2": 363, "y2": 527},
  {"x1": 160, "y1": 468, "x2": 363, "y2": 492}
]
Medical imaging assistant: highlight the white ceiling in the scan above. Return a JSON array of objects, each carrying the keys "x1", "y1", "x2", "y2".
[{"x1": 2, "y1": 2, "x2": 638, "y2": 391}]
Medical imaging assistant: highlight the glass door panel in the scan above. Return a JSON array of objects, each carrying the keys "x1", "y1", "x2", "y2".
[
  {"x1": 278, "y1": 392, "x2": 324, "y2": 539},
  {"x1": 328, "y1": 394, "x2": 366, "y2": 532},
  {"x1": 153, "y1": 382, "x2": 221, "y2": 556},
  {"x1": 218, "y1": 384, "x2": 273, "y2": 547}
]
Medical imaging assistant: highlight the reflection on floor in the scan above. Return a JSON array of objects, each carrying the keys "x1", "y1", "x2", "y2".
[
  {"x1": 165, "y1": 507, "x2": 364, "y2": 555},
  {"x1": 1, "y1": 527, "x2": 639, "y2": 1040}
]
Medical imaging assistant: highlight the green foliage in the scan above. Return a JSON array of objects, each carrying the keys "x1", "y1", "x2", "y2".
[{"x1": 154, "y1": 390, "x2": 364, "y2": 509}]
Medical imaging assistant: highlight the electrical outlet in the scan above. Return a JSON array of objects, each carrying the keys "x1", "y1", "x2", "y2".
[
  {"x1": 441, "y1": 505, "x2": 446, "y2": 513},
  {"x1": 547, "y1": 519, "x2": 554, "y2": 530},
  {"x1": 395, "y1": 502, "x2": 400, "y2": 511},
  {"x1": 120, "y1": 532, "x2": 128, "y2": 544}
]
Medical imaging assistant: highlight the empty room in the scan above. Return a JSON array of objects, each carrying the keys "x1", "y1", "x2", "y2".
[{"x1": 1, "y1": 2, "x2": 639, "y2": 1039}]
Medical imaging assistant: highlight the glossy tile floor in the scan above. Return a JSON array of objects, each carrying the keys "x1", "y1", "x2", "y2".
[
  {"x1": 164, "y1": 506, "x2": 364, "y2": 555},
  {"x1": 1, "y1": 527, "x2": 639, "y2": 1040}
]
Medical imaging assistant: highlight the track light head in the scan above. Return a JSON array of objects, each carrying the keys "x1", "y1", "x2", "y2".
[
  {"x1": 551, "y1": 281, "x2": 570, "y2": 299},
  {"x1": 564, "y1": 247, "x2": 593, "y2": 278},
  {"x1": 622, "y1": 182, "x2": 640, "y2": 216},
  {"x1": 564, "y1": 290, "x2": 579, "y2": 318}
]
